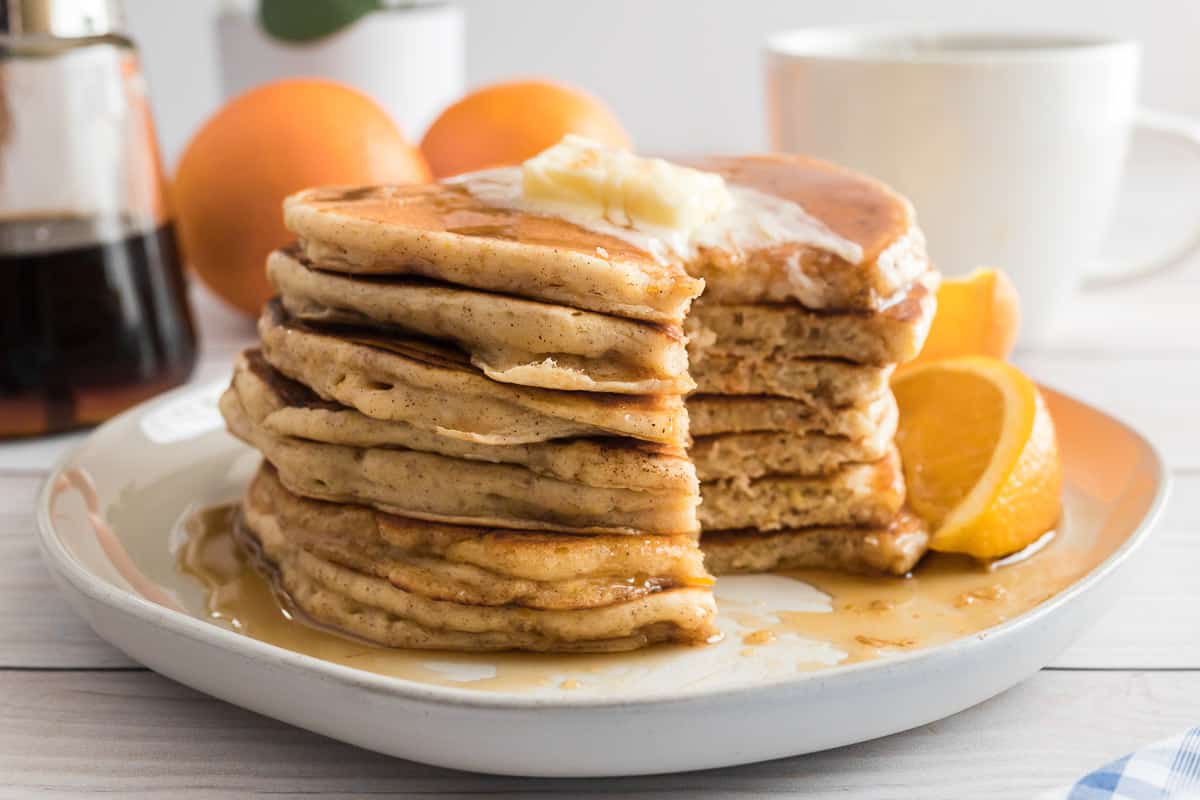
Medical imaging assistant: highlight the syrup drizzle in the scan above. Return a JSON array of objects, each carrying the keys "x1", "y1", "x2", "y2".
[{"x1": 176, "y1": 501, "x2": 1102, "y2": 696}]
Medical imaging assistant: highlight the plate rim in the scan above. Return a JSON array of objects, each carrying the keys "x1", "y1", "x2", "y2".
[{"x1": 34, "y1": 379, "x2": 1173, "y2": 712}]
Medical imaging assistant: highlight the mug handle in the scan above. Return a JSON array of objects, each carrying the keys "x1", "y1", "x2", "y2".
[{"x1": 1085, "y1": 109, "x2": 1200, "y2": 289}]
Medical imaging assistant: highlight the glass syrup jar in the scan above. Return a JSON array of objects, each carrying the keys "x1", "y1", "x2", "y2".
[{"x1": 0, "y1": 0, "x2": 196, "y2": 437}]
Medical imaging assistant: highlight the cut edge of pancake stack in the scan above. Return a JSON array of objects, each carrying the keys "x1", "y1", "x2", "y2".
[
  {"x1": 219, "y1": 176, "x2": 722, "y2": 652},
  {"x1": 684, "y1": 155, "x2": 938, "y2": 577}
]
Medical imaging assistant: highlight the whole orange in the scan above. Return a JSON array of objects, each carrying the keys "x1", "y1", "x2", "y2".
[
  {"x1": 420, "y1": 79, "x2": 631, "y2": 178},
  {"x1": 172, "y1": 79, "x2": 430, "y2": 316}
]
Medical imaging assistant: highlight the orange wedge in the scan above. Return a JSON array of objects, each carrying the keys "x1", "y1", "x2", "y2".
[
  {"x1": 913, "y1": 268, "x2": 1021, "y2": 364},
  {"x1": 892, "y1": 356, "x2": 1062, "y2": 560}
]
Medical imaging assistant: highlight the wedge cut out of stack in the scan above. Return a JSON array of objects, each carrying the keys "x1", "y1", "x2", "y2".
[{"x1": 219, "y1": 141, "x2": 937, "y2": 653}]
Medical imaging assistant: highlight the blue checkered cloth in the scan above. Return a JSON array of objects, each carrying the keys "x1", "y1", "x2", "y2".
[{"x1": 1039, "y1": 728, "x2": 1200, "y2": 799}]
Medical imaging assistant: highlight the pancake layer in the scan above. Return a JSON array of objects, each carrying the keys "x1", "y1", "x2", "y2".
[
  {"x1": 258, "y1": 301, "x2": 689, "y2": 447},
  {"x1": 243, "y1": 466, "x2": 719, "y2": 652},
  {"x1": 685, "y1": 271, "x2": 937, "y2": 367},
  {"x1": 697, "y1": 449, "x2": 905, "y2": 532},
  {"x1": 701, "y1": 510, "x2": 929, "y2": 576},
  {"x1": 688, "y1": 393, "x2": 895, "y2": 440},
  {"x1": 691, "y1": 399, "x2": 897, "y2": 481},
  {"x1": 223, "y1": 385, "x2": 699, "y2": 537},
  {"x1": 689, "y1": 355, "x2": 891, "y2": 404},
  {"x1": 271, "y1": 248, "x2": 693, "y2": 395},
  {"x1": 231, "y1": 351, "x2": 695, "y2": 492}
]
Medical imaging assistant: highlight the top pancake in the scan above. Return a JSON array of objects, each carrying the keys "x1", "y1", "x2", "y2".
[
  {"x1": 285, "y1": 184, "x2": 704, "y2": 324},
  {"x1": 285, "y1": 155, "x2": 928, "y2": 320},
  {"x1": 684, "y1": 155, "x2": 928, "y2": 309}
]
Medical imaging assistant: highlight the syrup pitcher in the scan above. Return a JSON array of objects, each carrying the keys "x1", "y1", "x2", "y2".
[{"x1": 0, "y1": 0, "x2": 195, "y2": 437}]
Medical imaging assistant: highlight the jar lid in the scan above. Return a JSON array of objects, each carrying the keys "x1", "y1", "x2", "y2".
[{"x1": 1, "y1": 0, "x2": 125, "y2": 37}]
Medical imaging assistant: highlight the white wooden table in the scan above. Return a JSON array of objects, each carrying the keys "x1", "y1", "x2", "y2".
[{"x1": 2, "y1": 255, "x2": 1198, "y2": 797}]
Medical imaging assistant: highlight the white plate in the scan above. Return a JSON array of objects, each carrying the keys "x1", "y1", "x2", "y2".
[{"x1": 35, "y1": 380, "x2": 1169, "y2": 777}]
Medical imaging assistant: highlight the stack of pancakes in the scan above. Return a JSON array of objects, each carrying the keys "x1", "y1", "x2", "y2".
[
  {"x1": 218, "y1": 151, "x2": 940, "y2": 653},
  {"x1": 218, "y1": 184, "x2": 721, "y2": 652},
  {"x1": 681, "y1": 156, "x2": 938, "y2": 576}
]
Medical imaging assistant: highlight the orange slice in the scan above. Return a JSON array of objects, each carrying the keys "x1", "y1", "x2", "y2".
[
  {"x1": 892, "y1": 356, "x2": 1062, "y2": 560},
  {"x1": 913, "y1": 268, "x2": 1021, "y2": 364}
]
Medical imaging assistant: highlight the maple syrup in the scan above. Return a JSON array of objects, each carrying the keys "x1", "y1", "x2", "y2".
[
  {"x1": 176, "y1": 499, "x2": 1097, "y2": 694},
  {"x1": 0, "y1": 215, "x2": 196, "y2": 436}
]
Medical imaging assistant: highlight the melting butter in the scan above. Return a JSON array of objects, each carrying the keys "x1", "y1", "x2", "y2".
[
  {"x1": 522, "y1": 134, "x2": 733, "y2": 235},
  {"x1": 448, "y1": 153, "x2": 863, "y2": 267}
]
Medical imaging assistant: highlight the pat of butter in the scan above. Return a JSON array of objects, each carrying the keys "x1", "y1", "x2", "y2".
[{"x1": 522, "y1": 135, "x2": 733, "y2": 236}]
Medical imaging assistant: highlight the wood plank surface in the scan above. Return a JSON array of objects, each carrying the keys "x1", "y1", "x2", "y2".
[
  {"x1": 0, "y1": 475, "x2": 135, "y2": 669},
  {"x1": 0, "y1": 669, "x2": 1195, "y2": 798},
  {"x1": 1018, "y1": 353, "x2": 1200, "y2": 470}
]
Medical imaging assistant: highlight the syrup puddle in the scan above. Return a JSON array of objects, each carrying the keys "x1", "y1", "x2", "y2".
[{"x1": 176, "y1": 504, "x2": 1097, "y2": 697}]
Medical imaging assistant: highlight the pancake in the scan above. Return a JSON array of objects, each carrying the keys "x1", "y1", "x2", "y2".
[
  {"x1": 270, "y1": 248, "x2": 693, "y2": 395},
  {"x1": 246, "y1": 466, "x2": 711, "y2": 610},
  {"x1": 258, "y1": 301, "x2": 689, "y2": 447},
  {"x1": 692, "y1": 400, "x2": 898, "y2": 481},
  {"x1": 684, "y1": 155, "x2": 928, "y2": 310},
  {"x1": 285, "y1": 184, "x2": 704, "y2": 325},
  {"x1": 685, "y1": 272, "x2": 937, "y2": 367},
  {"x1": 285, "y1": 155, "x2": 926, "y2": 325},
  {"x1": 698, "y1": 449, "x2": 905, "y2": 531},
  {"x1": 687, "y1": 392, "x2": 896, "y2": 440},
  {"x1": 689, "y1": 355, "x2": 892, "y2": 404},
  {"x1": 701, "y1": 510, "x2": 929, "y2": 576},
  {"x1": 230, "y1": 351, "x2": 694, "y2": 492},
  {"x1": 222, "y1": 386, "x2": 700, "y2": 536},
  {"x1": 243, "y1": 468, "x2": 719, "y2": 652}
]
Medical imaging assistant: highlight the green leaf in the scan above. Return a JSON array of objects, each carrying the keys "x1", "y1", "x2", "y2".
[{"x1": 259, "y1": 0, "x2": 384, "y2": 43}]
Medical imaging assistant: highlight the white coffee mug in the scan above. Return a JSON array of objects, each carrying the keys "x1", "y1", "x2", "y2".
[{"x1": 766, "y1": 28, "x2": 1200, "y2": 344}]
